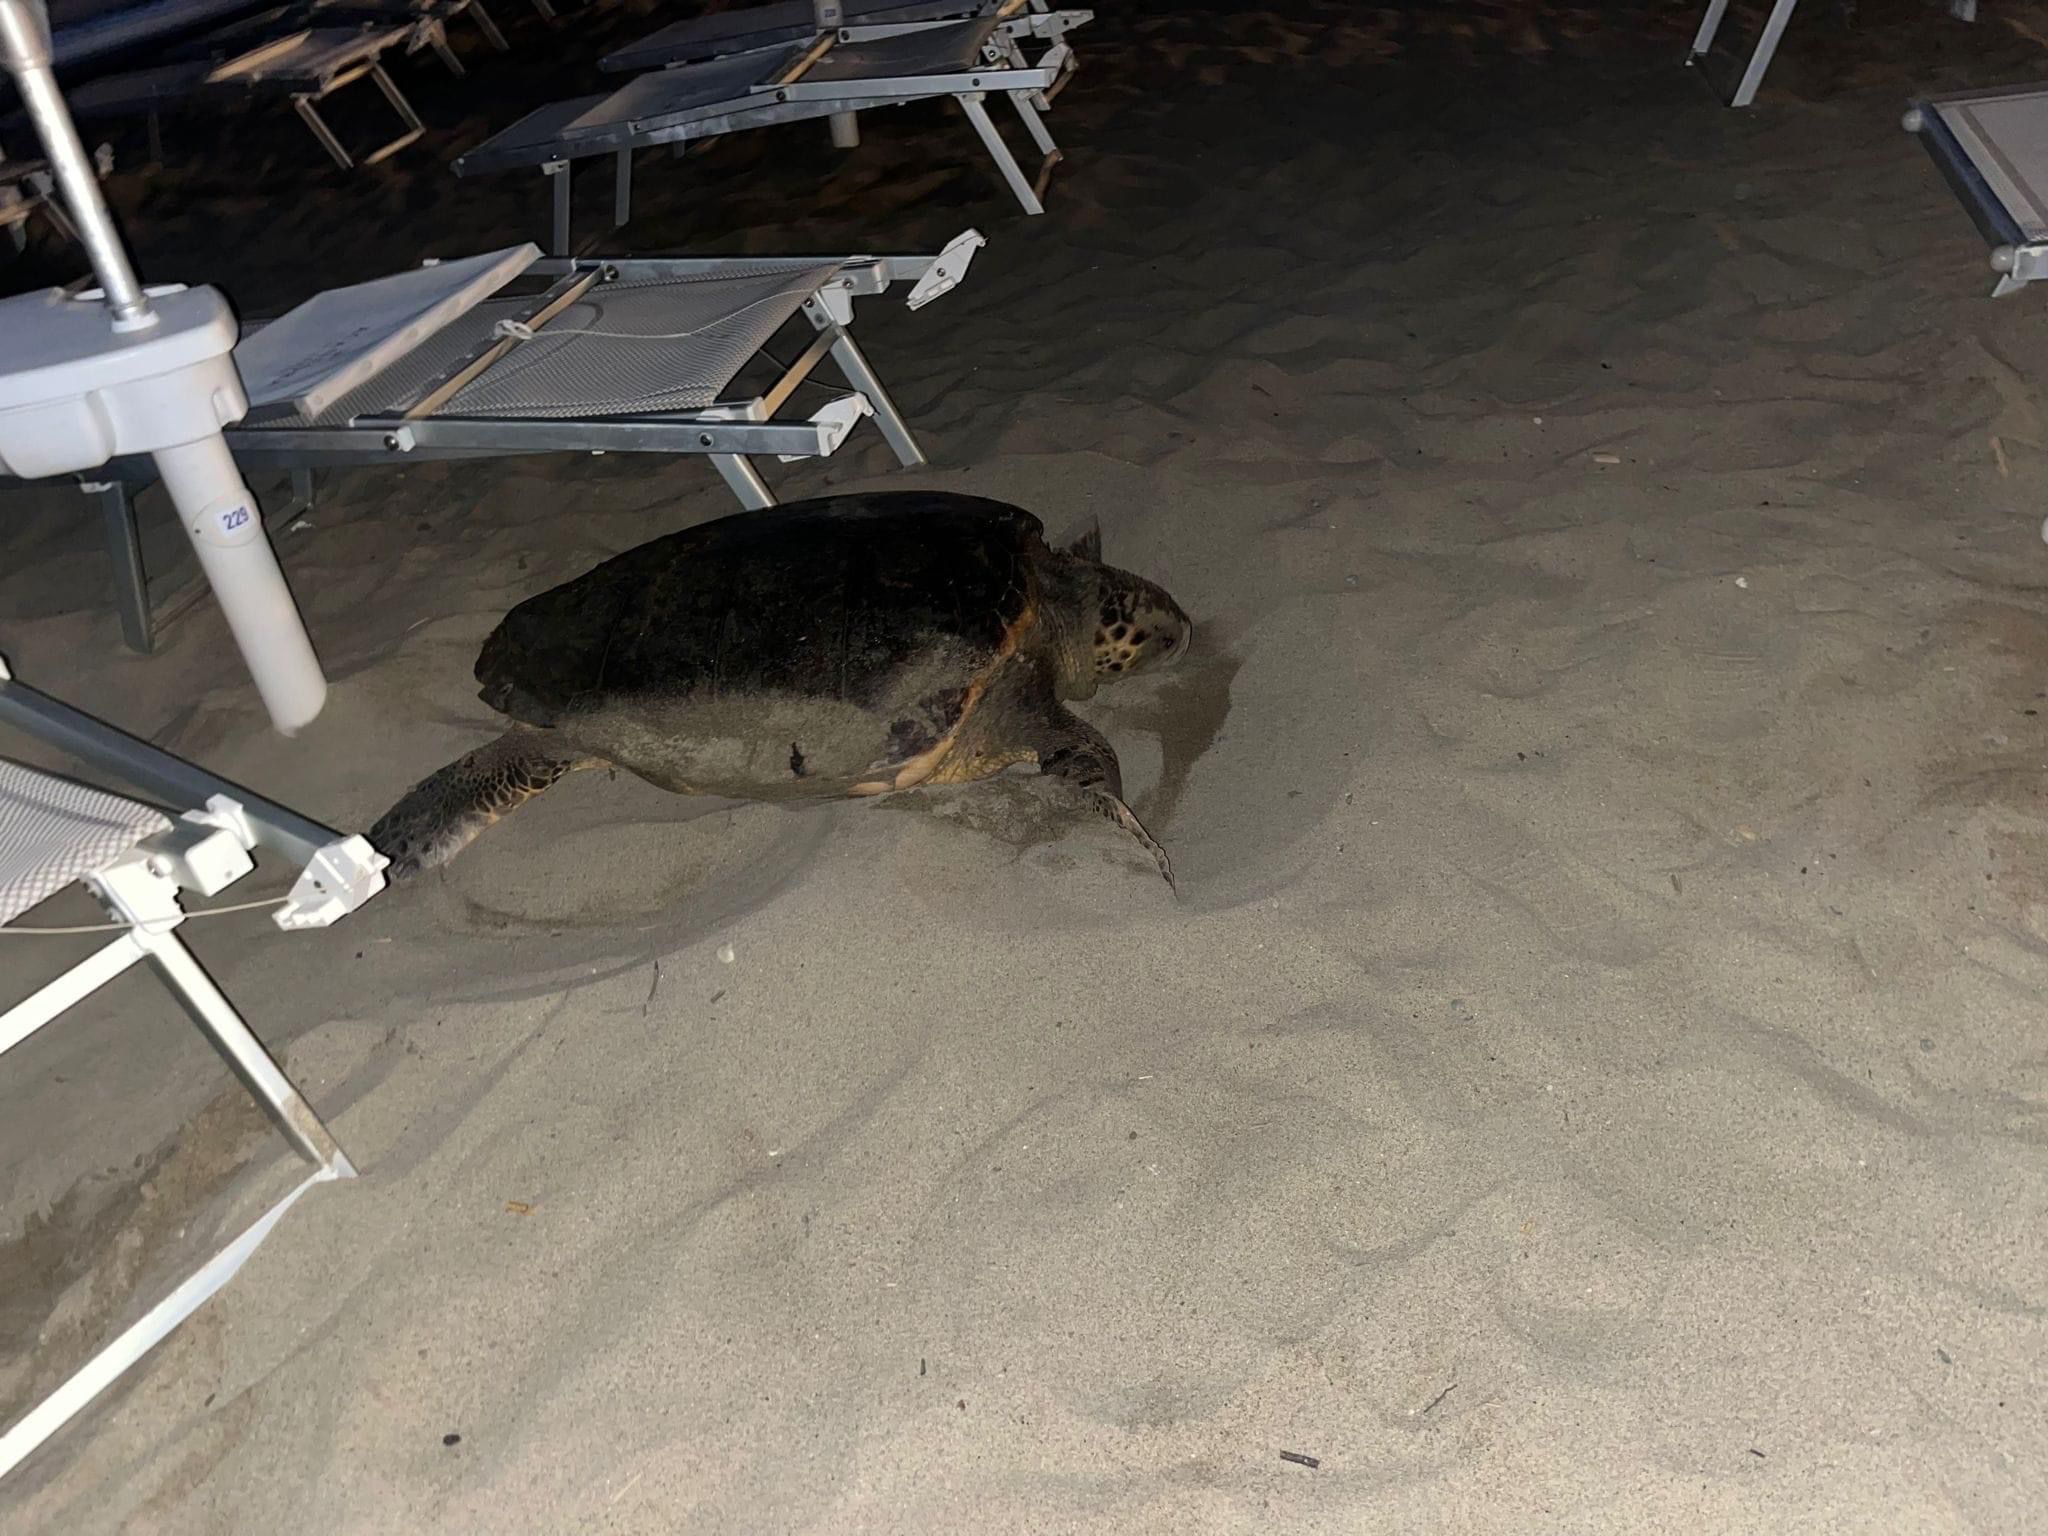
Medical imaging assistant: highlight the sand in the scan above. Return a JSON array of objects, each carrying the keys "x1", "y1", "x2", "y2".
[{"x1": 3, "y1": 0, "x2": 2048, "y2": 1529}]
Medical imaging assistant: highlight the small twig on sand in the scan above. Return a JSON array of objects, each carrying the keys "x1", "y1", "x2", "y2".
[
  {"x1": 643, "y1": 960, "x2": 661, "y2": 1015},
  {"x1": 609, "y1": 1469, "x2": 646, "y2": 1507},
  {"x1": 1992, "y1": 435, "x2": 2012, "y2": 479},
  {"x1": 1279, "y1": 1450, "x2": 1320, "y2": 1469},
  {"x1": 1422, "y1": 1383, "x2": 1456, "y2": 1417}
]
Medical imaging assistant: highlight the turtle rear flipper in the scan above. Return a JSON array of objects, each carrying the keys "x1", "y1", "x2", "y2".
[
  {"x1": 370, "y1": 728, "x2": 596, "y2": 881},
  {"x1": 1033, "y1": 708, "x2": 1175, "y2": 891}
]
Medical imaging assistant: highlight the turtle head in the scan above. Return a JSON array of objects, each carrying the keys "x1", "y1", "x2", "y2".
[{"x1": 1063, "y1": 523, "x2": 1191, "y2": 684}]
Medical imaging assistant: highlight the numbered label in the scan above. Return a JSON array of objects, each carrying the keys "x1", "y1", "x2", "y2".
[{"x1": 217, "y1": 504, "x2": 253, "y2": 537}]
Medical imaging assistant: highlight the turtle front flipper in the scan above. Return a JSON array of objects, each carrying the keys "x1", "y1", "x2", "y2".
[
  {"x1": 370, "y1": 727, "x2": 598, "y2": 881},
  {"x1": 1032, "y1": 707, "x2": 1175, "y2": 890}
]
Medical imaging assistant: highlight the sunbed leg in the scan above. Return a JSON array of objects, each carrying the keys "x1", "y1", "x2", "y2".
[
  {"x1": 144, "y1": 929, "x2": 354, "y2": 1175},
  {"x1": 84, "y1": 860, "x2": 355, "y2": 1174},
  {"x1": 546, "y1": 159, "x2": 571, "y2": 255},
  {"x1": 0, "y1": 1149, "x2": 340, "y2": 1482},
  {"x1": 529, "y1": 0, "x2": 557, "y2": 20},
  {"x1": 829, "y1": 111, "x2": 861, "y2": 148},
  {"x1": 1010, "y1": 89, "x2": 1057, "y2": 158},
  {"x1": 469, "y1": 0, "x2": 510, "y2": 51},
  {"x1": 293, "y1": 96, "x2": 356, "y2": 171},
  {"x1": 275, "y1": 468, "x2": 317, "y2": 528},
  {"x1": 1728, "y1": 0, "x2": 1800, "y2": 107},
  {"x1": 709, "y1": 455, "x2": 776, "y2": 510},
  {"x1": 427, "y1": 23, "x2": 466, "y2": 78},
  {"x1": 614, "y1": 149, "x2": 632, "y2": 228},
  {"x1": 827, "y1": 331, "x2": 924, "y2": 468},
  {"x1": 955, "y1": 91, "x2": 1043, "y2": 215},
  {"x1": 1689, "y1": 0, "x2": 1732, "y2": 58},
  {"x1": 997, "y1": 35, "x2": 1052, "y2": 112},
  {"x1": 37, "y1": 186, "x2": 79, "y2": 245},
  {"x1": 94, "y1": 480, "x2": 153, "y2": 655},
  {"x1": 0, "y1": 838, "x2": 358, "y2": 1486},
  {"x1": 361, "y1": 66, "x2": 428, "y2": 165}
]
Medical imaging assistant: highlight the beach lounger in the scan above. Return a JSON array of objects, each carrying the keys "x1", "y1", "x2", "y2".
[
  {"x1": 455, "y1": 18, "x2": 1069, "y2": 252},
  {"x1": 603, "y1": 0, "x2": 1087, "y2": 154},
  {"x1": 1904, "y1": 83, "x2": 2048, "y2": 295},
  {"x1": 199, "y1": 0, "x2": 511, "y2": 76},
  {"x1": 599, "y1": 0, "x2": 1089, "y2": 94},
  {"x1": 0, "y1": 653, "x2": 382, "y2": 1481},
  {"x1": 56, "y1": 17, "x2": 446, "y2": 168},
  {"x1": 605, "y1": 0, "x2": 982, "y2": 72},
  {"x1": 3, "y1": 233, "x2": 983, "y2": 654}
]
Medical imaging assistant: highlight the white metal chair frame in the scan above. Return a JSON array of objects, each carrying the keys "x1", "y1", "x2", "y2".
[
  {"x1": 1686, "y1": 0, "x2": 1802, "y2": 108},
  {"x1": 0, "y1": 655, "x2": 381, "y2": 1482}
]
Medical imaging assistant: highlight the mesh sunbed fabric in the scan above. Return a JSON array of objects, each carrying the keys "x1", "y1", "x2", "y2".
[
  {"x1": 296, "y1": 260, "x2": 845, "y2": 423},
  {"x1": 602, "y1": 0, "x2": 990, "y2": 71},
  {"x1": 0, "y1": 761, "x2": 169, "y2": 925}
]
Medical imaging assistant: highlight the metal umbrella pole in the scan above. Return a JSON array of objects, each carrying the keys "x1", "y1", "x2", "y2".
[
  {"x1": 0, "y1": 0, "x2": 330, "y2": 735},
  {"x1": 816, "y1": 0, "x2": 860, "y2": 148}
]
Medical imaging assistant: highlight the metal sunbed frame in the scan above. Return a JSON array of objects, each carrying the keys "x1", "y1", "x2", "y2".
[
  {"x1": 1905, "y1": 83, "x2": 2048, "y2": 295},
  {"x1": 51, "y1": 11, "x2": 459, "y2": 169},
  {"x1": 0, "y1": 652, "x2": 382, "y2": 1483},
  {"x1": 217, "y1": 0, "x2": 512, "y2": 77},
  {"x1": 5, "y1": 235, "x2": 985, "y2": 654},
  {"x1": 454, "y1": 16, "x2": 1069, "y2": 253},
  {"x1": 597, "y1": 0, "x2": 1086, "y2": 157},
  {"x1": 599, "y1": 0, "x2": 1088, "y2": 88},
  {"x1": 1685, "y1": 0, "x2": 1801, "y2": 108}
]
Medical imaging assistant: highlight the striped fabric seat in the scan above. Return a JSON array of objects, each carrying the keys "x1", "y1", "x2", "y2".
[{"x1": 0, "y1": 760, "x2": 168, "y2": 926}]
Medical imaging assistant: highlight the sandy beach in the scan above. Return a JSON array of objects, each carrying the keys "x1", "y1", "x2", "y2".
[{"x1": 4, "y1": 0, "x2": 2048, "y2": 1529}]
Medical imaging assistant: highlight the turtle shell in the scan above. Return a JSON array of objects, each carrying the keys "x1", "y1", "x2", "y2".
[{"x1": 475, "y1": 492, "x2": 1046, "y2": 740}]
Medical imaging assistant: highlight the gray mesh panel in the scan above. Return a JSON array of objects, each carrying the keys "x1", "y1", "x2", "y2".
[
  {"x1": 305, "y1": 260, "x2": 844, "y2": 424},
  {"x1": 0, "y1": 761, "x2": 169, "y2": 926}
]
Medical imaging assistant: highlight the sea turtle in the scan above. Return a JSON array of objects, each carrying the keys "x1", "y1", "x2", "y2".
[{"x1": 369, "y1": 491, "x2": 1192, "y2": 887}]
